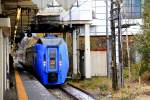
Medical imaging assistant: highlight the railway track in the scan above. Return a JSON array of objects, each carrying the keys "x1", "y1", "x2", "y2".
[
  {"x1": 48, "y1": 87, "x2": 77, "y2": 100},
  {"x1": 48, "y1": 83, "x2": 96, "y2": 100},
  {"x1": 17, "y1": 64, "x2": 96, "y2": 100}
]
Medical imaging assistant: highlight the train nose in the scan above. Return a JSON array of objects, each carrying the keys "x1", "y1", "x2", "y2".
[{"x1": 48, "y1": 72, "x2": 58, "y2": 82}]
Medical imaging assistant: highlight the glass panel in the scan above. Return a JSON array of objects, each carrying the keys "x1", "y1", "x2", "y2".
[
  {"x1": 49, "y1": 48, "x2": 56, "y2": 69},
  {"x1": 122, "y1": 0, "x2": 141, "y2": 19}
]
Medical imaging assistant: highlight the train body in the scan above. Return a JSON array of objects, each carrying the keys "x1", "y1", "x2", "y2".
[{"x1": 24, "y1": 36, "x2": 69, "y2": 85}]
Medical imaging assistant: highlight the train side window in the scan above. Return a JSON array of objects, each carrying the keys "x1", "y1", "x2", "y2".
[
  {"x1": 44, "y1": 54, "x2": 46, "y2": 61},
  {"x1": 43, "y1": 54, "x2": 46, "y2": 66}
]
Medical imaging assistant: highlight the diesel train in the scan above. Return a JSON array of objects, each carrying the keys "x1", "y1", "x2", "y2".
[{"x1": 23, "y1": 35, "x2": 69, "y2": 85}]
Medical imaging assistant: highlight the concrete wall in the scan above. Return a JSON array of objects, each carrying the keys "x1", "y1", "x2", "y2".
[
  {"x1": 91, "y1": 51, "x2": 107, "y2": 76},
  {"x1": 78, "y1": 0, "x2": 142, "y2": 36},
  {"x1": 0, "y1": 27, "x2": 10, "y2": 100},
  {"x1": 0, "y1": 3, "x2": 11, "y2": 99},
  {"x1": 60, "y1": 0, "x2": 92, "y2": 21}
]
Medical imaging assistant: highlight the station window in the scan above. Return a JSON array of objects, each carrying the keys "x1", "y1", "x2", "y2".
[{"x1": 122, "y1": 0, "x2": 141, "y2": 19}]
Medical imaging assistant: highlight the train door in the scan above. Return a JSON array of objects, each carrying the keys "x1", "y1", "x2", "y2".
[
  {"x1": 48, "y1": 47, "x2": 58, "y2": 82},
  {"x1": 48, "y1": 48, "x2": 58, "y2": 71}
]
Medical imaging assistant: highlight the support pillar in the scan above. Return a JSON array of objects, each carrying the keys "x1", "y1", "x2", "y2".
[
  {"x1": 3, "y1": 37, "x2": 9, "y2": 90},
  {"x1": 0, "y1": 2, "x2": 11, "y2": 98},
  {"x1": 106, "y1": 0, "x2": 112, "y2": 77},
  {"x1": 84, "y1": 24, "x2": 91, "y2": 78},
  {"x1": 6, "y1": 38, "x2": 10, "y2": 89},
  {"x1": 0, "y1": 1, "x2": 4, "y2": 99},
  {"x1": 3, "y1": 37, "x2": 7, "y2": 90},
  {"x1": 73, "y1": 30, "x2": 78, "y2": 76},
  {"x1": 0, "y1": 28, "x2": 4, "y2": 100}
]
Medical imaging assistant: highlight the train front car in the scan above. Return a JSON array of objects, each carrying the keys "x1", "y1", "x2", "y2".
[{"x1": 33, "y1": 36, "x2": 69, "y2": 85}]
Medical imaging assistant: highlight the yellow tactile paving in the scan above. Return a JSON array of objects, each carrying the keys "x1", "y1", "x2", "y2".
[{"x1": 15, "y1": 70, "x2": 28, "y2": 100}]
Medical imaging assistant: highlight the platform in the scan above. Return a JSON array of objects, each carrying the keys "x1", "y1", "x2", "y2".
[{"x1": 15, "y1": 64, "x2": 57, "y2": 100}]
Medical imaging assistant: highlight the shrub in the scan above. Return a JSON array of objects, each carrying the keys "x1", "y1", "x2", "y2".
[
  {"x1": 99, "y1": 84, "x2": 109, "y2": 95},
  {"x1": 124, "y1": 67, "x2": 129, "y2": 79},
  {"x1": 141, "y1": 71, "x2": 150, "y2": 81},
  {"x1": 130, "y1": 61, "x2": 150, "y2": 81}
]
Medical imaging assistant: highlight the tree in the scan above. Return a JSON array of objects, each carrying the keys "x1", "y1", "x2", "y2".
[
  {"x1": 134, "y1": 0, "x2": 150, "y2": 82},
  {"x1": 135, "y1": 0, "x2": 150, "y2": 64}
]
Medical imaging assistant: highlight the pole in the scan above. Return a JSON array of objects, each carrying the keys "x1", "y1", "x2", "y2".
[
  {"x1": 126, "y1": 30, "x2": 131, "y2": 82},
  {"x1": 117, "y1": 3, "x2": 124, "y2": 87},
  {"x1": 106, "y1": 0, "x2": 111, "y2": 78},
  {"x1": 111, "y1": 0, "x2": 118, "y2": 90},
  {"x1": 73, "y1": 29, "x2": 78, "y2": 76}
]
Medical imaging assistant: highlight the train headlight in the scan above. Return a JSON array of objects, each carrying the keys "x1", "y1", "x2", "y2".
[
  {"x1": 43, "y1": 61, "x2": 46, "y2": 66},
  {"x1": 59, "y1": 61, "x2": 62, "y2": 66}
]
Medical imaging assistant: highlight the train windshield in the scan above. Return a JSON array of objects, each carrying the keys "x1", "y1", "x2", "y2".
[{"x1": 49, "y1": 48, "x2": 56, "y2": 69}]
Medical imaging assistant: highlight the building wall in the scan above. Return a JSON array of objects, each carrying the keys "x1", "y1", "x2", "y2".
[
  {"x1": 60, "y1": 0, "x2": 92, "y2": 21},
  {"x1": 79, "y1": 0, "x2": 111, "y2": 36},
  {"x1": 91, "y1": 51, "x2": 107, "y2": 76},
  {"x1": 78, "y1": 0, "x2": 142, "y2": 36}
]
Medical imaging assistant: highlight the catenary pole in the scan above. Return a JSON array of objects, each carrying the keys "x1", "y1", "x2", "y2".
[{"x1": 110, "y1": 0, "x2": 118, "y2": 90}]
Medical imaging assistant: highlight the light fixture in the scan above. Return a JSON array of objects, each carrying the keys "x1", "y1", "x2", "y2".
[
  {"x1": 14, "y1": 30, "x2": 17, "y2": 34},
  {"x1": 15, "y1": 25, "x2": 17, "y2": 29},
  {"x1": 16, "y1": 8, "x2": 21, "y2": 20},
  {"x1": 14, "y1": 7, "x2": 21, "y2": 38}
]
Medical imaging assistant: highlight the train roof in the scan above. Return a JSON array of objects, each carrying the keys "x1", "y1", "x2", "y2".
[{"x1": 37, "y1": 37, "x2": 64, "y2": 46}]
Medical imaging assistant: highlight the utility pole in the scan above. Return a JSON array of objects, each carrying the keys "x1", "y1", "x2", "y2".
[
  {"x1": 110, "y1": 0, "x2": 124, "y2": 90},
  {"x1": 110, "y1": 0, "x2": 118, "y2": 90},
  {"x1": 117, "y1": 1, "x2": 124, "y2": 87},
  {"x1": 126, "y1": 30, "x2": 131, "y2": 83}
]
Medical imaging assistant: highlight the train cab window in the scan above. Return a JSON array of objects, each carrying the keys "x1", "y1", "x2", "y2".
[{"x1": 49, "y1": 49, "x2": 56, "y2": 69}]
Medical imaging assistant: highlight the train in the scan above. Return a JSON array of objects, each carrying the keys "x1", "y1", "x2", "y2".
[{"x1": 22, "y1": 35, "x2": 69, "y2": 85}]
